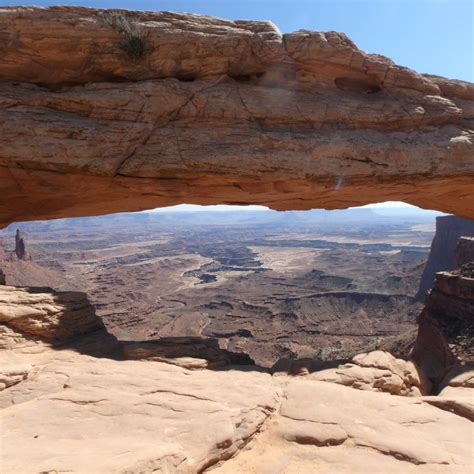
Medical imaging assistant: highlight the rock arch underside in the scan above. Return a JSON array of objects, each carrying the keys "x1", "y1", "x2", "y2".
[
  {"x1": 0, "y1": 6, "x2": 473, "y2": 228},
  {"x1": 1, "y1": 7, "x2": 474, "y2": 474}
]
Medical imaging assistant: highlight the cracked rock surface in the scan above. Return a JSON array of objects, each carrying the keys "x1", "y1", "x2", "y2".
[
  {"x1": 1, "y1": 343, "x2": 472, "y2": 473},
  {"x1": 0, "y1": 6, "x2": 473, "y2": 227},
  {"x1": 213, "y1": 378, "x2": 473, "y2": 473}
]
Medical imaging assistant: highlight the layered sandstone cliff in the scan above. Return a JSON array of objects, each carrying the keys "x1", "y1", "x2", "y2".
[
  {"x1": 0, "y1": 7, "x2": 473, "y2": 472},
  {"x1": 416, "y1": 216, "x2": 474, "y2": 300},
  {"x1": 0, "y1": 6, "x2": 473, "y2": 227},
  {"x1": 413, "y1": 237, "x2": 474, "y2": 385},
  {"x1": 455, "y1": 236, "x2": 474, "y2": 267},
  {"x1": 0, "y1": 285, "x2": 104, "y2": 351}
]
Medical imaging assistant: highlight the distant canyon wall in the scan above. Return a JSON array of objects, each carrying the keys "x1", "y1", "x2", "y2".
[
  {"x1": 413, "y1": 236, "x2": 474, "y2": 386},
  {"x1": 416, "y1": 216, "x2": 474, "y2": 301},
  {"x1": 0, "y1": 6, "x2": 473, "y2": 228}
]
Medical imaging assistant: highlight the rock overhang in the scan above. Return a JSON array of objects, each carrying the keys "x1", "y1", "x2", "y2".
[{"x1": 0, "y1": 6, "x2": 473, "y2": 226}]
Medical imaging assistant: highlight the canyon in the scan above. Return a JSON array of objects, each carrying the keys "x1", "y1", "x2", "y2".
[
  {"x1": 0, "y1": 208, "x2": 434, "y2": 366},
  {"x1": 0, "y1": 6, "x2": 473, "y2": 474}
]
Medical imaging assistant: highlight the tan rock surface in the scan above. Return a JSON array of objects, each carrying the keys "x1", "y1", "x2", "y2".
[
  {"x1": 0, "y1": 285, "x2": 104, "y2": 344},
  {"x1": 276, "y1": 350, "x2": 431, "y2": 396},
  {"x1": 0, "y1": 6, "x2": 473, "y2": 228},
  {"x1": 0, "y1": 347, "x2": 281, "y2": 473},
  {"x1": 423, "y1": 365, "x2": 474, "y2": 421},
  {"x1": 0, "y1": 350, "x2": 31, "y2": 391},
  {"x1": 1, "y1": 342, "x2": 473, "y2": 473},
  {"x1": 211, "y1": 379, "x2": 473, "y2": 473}
]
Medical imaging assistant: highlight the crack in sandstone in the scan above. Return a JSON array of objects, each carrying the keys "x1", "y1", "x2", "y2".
[
  {"x1": 354, "y1": 442, "x2": 449, "y2": 466},
  {"x1": 114, "y1": 76, "x2": 231, "y2": 176},
  {"x1": 48, "y1": 398, "x2": 108, "y2": 405},
  {"x1": 141, "y1": 388, "x2": 222, "y2": 404},
  {"x1": 201, "y1": 391, "x2": 283, "y2": 473}
]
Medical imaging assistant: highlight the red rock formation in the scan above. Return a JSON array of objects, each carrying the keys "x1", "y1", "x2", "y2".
[
  {"x1": 0, "y1": 245, "x2": 5, "y2": 285},
  {"x1": 416, "y1": 216, "x2": 474, "y2": 301},
  {"x1": 413, "y1": 237, "x2": 474, "y2": 386},
  {"x1": 0, "y1": 7, "x2": 473, "y2": 228},
  {"x1": 455, "y1": 237, "x2": 474, "y2": 268},
  {"x1": 0, "y1": 286, "x2": 104, "y2": 348},
  {"x1": 14, "y1": 230, "x2": 27, "y2": 260}
]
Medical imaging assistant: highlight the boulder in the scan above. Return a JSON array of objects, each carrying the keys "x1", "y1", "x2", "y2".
[{"x1": 308, "y1": 351, "x2": 430, "y2": 396}]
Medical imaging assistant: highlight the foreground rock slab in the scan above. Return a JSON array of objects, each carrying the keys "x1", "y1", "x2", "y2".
[
  {"x1": 1, "y1": 341, "x2": 473, "y2": 473},
  {"x1": 0, "y1": 6, "x2": 473, "y2": 227},
  {"x1": 0, "y1": 349, "x2": 281, "y2": 473},
  {"x1": 213, "y1": 379, "x2": 473, "y2": 473}
]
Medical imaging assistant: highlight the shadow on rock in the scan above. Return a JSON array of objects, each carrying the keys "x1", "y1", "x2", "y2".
[{"x1": 0, "y1": 285, "x2": 269, "y2": 372}]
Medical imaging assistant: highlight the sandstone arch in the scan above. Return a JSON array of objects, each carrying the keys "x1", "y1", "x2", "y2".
[{"x1": 0, "y1": 6, "x2": 473, "y2": 227}]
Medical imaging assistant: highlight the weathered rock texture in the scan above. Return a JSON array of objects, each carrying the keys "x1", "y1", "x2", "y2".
[
  {"x1": 1, "y1": 330, "x2": 473, "y2": 473},
  {"x1": 122, "y1": 337, "x2": 254, "y2": 369},
  {"x1": 0, "y1": 6, "x2": 473, "y2": 228},
  {"x1": 309, "y1": 351, "x2": 431, "y2": 396},
  {"x1": 455, "y1": 236, "x2": 474, "y2": 268},
  {"x1": 0, "y1": 283, "x2": 472, "y2": 472},
  {"x1": 416, "y1": 216, "x2": 474, "y2": 300},
  {"x1": 214, "y1": 379, "x2": 473, "y2": 473},
  {"x1": 273, "y1": 350, "x2": 431, "y2": 396},
  {"x1": 413, "y1": 237, "x2": 474, "y2": 385},
  {"x1": 0, "y1": 285, "x2": 104, "y2": 349}
]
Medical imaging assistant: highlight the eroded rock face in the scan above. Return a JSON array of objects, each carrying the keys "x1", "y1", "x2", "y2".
[
  {"x1": 0, "y1": 286, "x2": 104, "y2": 347},
  {"x1": 274, "y1": 350, "x2": 431, "y2": 396},
  {"x1": 413, "y1": 237, "x2": 474, "y2": 385},
  {"x1": 14, "y1": 229, "x2": 27, "y2": 260},
  {"x1": 455, "y1": 236, "x2": 474, "y2": 268},
  {"x1": 416, "y1": 216, "x2": 474, "y2": 301},
  {"x1": 122, "y1": 337, "x2": 255, "y2": 369},
  {"x1": 0, "y1": 6, "x2": 473, "y2": 228}
]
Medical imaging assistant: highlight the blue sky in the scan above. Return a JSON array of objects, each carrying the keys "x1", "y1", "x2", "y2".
[{"x1": 1, "y1": 0, "x2": 472, "y2": 81}]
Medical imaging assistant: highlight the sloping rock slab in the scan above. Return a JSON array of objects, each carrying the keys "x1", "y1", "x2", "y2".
[{"x1": 0, "y1": 353, "x2": 281, "y2": 473}]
